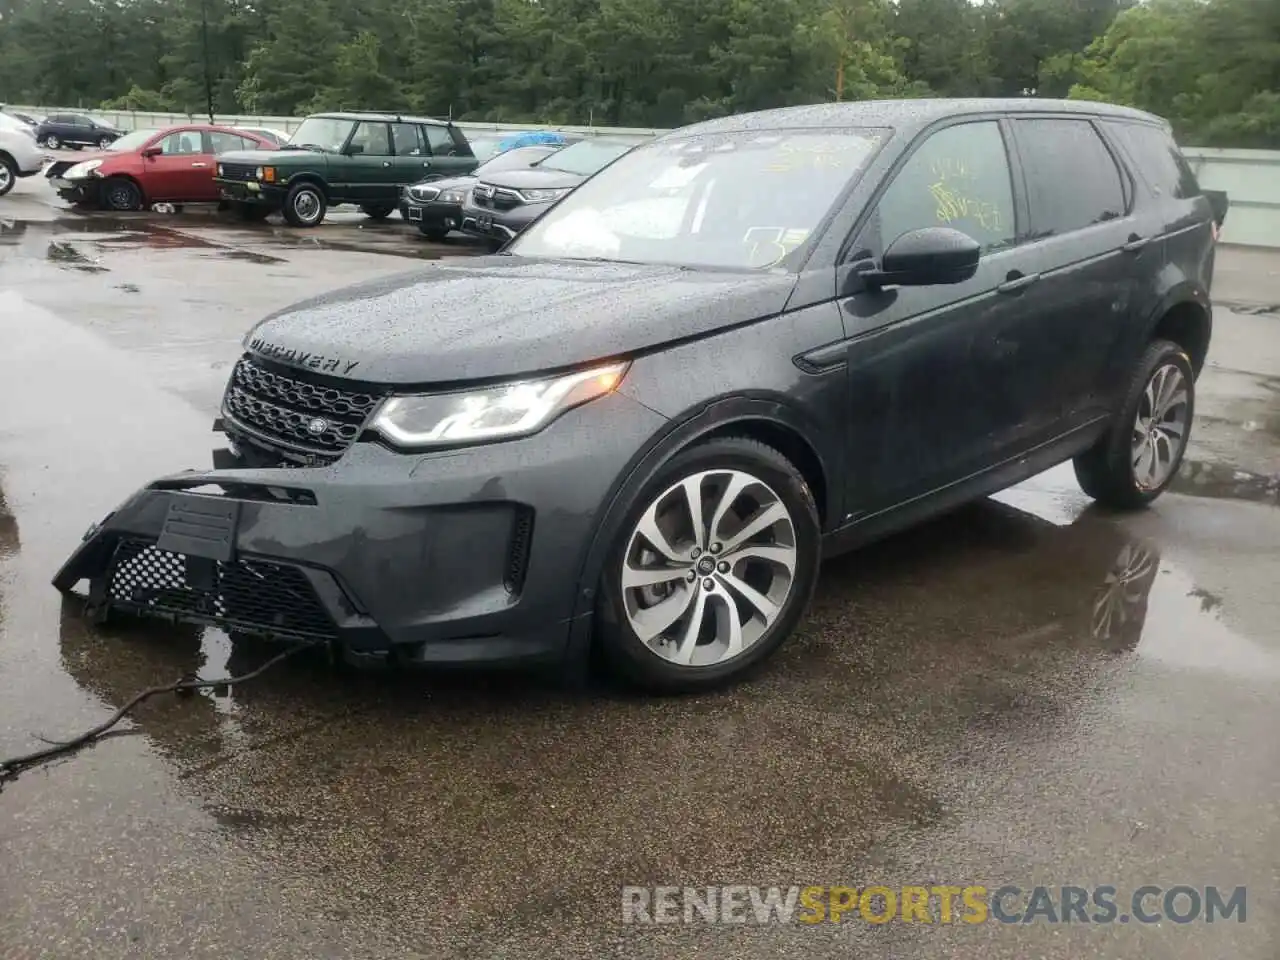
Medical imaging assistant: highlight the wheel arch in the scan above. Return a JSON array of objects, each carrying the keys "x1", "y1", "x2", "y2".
[
  {"x1": 286, "y1": 172, "x2": 330, "y2": 200},
  {"x1": 569, "y1": 395, "x2": 834, "y2": 627},
  {"x1": 1142, "y1": 286, "x2": 1212, "y2": 377}
]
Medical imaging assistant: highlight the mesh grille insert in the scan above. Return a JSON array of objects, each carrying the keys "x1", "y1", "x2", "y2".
[{"x1": 108, "y1": 539, "x2": 337, "y2": 641}]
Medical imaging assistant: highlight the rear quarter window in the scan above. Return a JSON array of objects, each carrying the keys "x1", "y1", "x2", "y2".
[{"x1": 1106, "y1": 121, "x2": 1201, "y2": 200}]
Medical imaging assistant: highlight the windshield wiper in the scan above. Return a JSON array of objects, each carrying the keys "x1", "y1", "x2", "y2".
[{"x1": 285, "y1": 142, "x2": 329, "y2": 153}]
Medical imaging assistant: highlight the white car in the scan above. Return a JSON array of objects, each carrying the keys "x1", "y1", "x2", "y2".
[{"x1": 0, "y1": 112, "x2": 48, "y2": 196}]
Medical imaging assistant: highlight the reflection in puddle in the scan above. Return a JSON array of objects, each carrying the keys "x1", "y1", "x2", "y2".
[
  {"x1": 1171, "y1": 459, "x2": 1280, "y2": 506},
  {"x1": 45, "y1": 241, "x2": 109, "y2": 273}
]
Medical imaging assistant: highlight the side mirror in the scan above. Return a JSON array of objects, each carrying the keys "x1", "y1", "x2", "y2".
[
  {"x1": 141, "y1": 146, "x2": 162, "y2": 158},
  {"x1": 860, "y1": 227, "x2": 981, "y2": 289},
  {"x1": 346, "y1": 143, "x2": 364, "y2": 156}
]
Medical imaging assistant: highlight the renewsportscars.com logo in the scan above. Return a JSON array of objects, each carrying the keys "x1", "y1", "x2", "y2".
[{"x1": 622, "y1": 884, "x2": 1247, "y2": 925}]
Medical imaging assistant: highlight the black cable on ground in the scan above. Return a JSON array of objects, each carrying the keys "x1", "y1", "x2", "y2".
[{"x1": 0, "y1": 641, "x2": 314, "y2": 791}]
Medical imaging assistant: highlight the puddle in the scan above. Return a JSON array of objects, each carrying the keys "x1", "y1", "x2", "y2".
[
  {"x1": 0, "y1": 480, "x2": 17, "y2": 560},
  {"x1": 1170, "y1": 459, "x2": 1280, "y2": 506},
  {"x1": 1218, "y1": 299, "x2": 1280, "y2": 317}
]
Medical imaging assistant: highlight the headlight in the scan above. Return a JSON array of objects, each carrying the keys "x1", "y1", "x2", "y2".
[
  {"x1": 371, "y1": 362, "x2": 629, "y2": 448},
  {"x1": 217, "y1": 163, "x2": 224, "y2": 176},
  {"x1": 255, "y1": 166, "x2": 264, "y2": 179},
  {"x1": 64, "y1": 159, "x2": 103, "y2": 179},
  {"x1": 410, "y1": 185, "x2": 441, "y2": 202},
  {"x1": 439, "y1": 189, "x2": 466, "y2": 204},
  {"x1": 516, "y1": 187, "x2": 568, "y2": 203}
]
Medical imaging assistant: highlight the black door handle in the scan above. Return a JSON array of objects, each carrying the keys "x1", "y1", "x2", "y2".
[
  {"x1": 1123, "y1": 234, "x2": 1149, "y2": 253},
  {"x1": 997, "y1": 272, "x2": 1040, "y2": 295}
]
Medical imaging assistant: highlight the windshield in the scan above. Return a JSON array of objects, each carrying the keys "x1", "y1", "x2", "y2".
[
  {"x1": 476, "y1": 145, "x2": 560, "y2": 175},
  {"x1": 512, "y1": 128, "x2": 888, "y2": 271},
  {"x1": 284, "y1": 117, "x2": 354, "y2": 152},
  {"x1": 536, "y1": 140, "x2": 633, "y2": 176},
  {"x1": 108, "y1": 129, "x2": 163, "y2": 152},
  {"x1": 468, "y1": 138, "x2": 502, "y2": 163}
]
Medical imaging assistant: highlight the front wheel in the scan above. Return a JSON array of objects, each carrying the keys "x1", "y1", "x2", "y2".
[
  {"x1": 360, "y1": 203, "x2": 395, "y2": 220},
  {"x1": 595, "y1": 437, "x2": 821, "y2": 693},
  {"x1": 98, "y1": 136, "x2": 113, "y2": 150},
  {"x1": 102, "y1": 176, "x2": 144, "y2": 212},
  {"x1": 282, "y1": 182, "x2": 326, "y2": 227},
  {"x1": 43, "y1": 135, "x2": 60, "y2": 149},
  {"x1": 0, "y1": 156, "x2": 15, "y2": 197},
  {"x1": 1073, "y1": 339, "x2": 1195, "y2": 510}
]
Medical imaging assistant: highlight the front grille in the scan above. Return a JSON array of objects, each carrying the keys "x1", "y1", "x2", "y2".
[
  {"x1": 108, "y1": 539, "x2": 337, "y2": 641},
  {"x1": 217, "y1": 162, "x2": 258, "y2": 182},
  {"x1": 472, "y1": 183, "x2": 522, "y2": 211},
  {"x1": 221, "y1": 356, "x2": 381, "y2": 465}
]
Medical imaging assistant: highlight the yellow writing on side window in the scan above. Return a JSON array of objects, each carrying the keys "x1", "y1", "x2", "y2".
[{"x1": 926, "y1": 157, "x2": 1003, "y2": 233}]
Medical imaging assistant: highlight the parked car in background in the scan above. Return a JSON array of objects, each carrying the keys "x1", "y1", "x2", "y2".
[
  {"x1": 236, "y1": 125, "x2": 290, "y2": 147},
  {"x1": 213, "y1": 111, "x2": 478, "y2": 227},
  {"x1": 459, "y1": 136, "x2": 639, "y2": 246},
  {"x1": 35, "y1": 113, "x2": 124, "y2": 150},
  {"x1": 0, "y1": 113, "x2": 49, "y2": 197},
  {"x1": 47, "y1": 124, "x2": 278, "y2": 211},
  {"x1": 464, "y1": 137, "x2": 504, "y2": 164},
  {"x1": 401, "y1": 143, "x2": 565, "y2": 240}
]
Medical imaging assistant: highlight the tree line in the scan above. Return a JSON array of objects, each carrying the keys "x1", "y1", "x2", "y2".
[{"x1": 0, "y1": 0, "x2": 1275, "y2": 147}]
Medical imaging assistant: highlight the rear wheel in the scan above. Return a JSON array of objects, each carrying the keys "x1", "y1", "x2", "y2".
[
  {"x1": 98, "y1": 136, "x2": 113, "y2": 150},
  {"x1": 0, "y1": 155, "x2": 15, "y2": 197},
  {"x1": 360, "y1": 203, "x2": 395, "y2": 220},
  {"x1": 102, "y1": 176, "x2": 144, "y2": 212},
  {"x1": 596, "y1": 437, "x2": 820, "y2": 693},
  {"x1": 282, "y1": 182, "x2": 326, "y2": 227},
  {"x1": 1073, "y1": 339, "x2": 1195, "y2": 510}
]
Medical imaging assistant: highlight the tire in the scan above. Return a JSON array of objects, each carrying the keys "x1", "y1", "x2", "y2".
[
  {"x1": 1073, "y1": 339, "x2": 1195, "y2": 510},
  {"x1": 595, "y1": 436, "x2": 821, "y2": 693},
  {"x1": 0, "y1": 155, "x2": 15, "y2": 198},
  {"x1": 282, "y1": 182, "x2": 326, "y2": 227},
  {"x1": 360, "y1": 203, "x2": 395, "y2": 220},
  {"x1": 98, "y1": 136, "x2": 113, "y2": 150},
  {"x1": 102, "y1": 176, "x2": 144, "y2": 212},
  {"x1": 234, "y1": 202, "x2": 271, "y2": 222},
  {"x1": 418, "y1": 222, "x2": 449, "y2": 241},
  {"x1": 44, "y1": 135, "x2": 60, "y2": 149}
]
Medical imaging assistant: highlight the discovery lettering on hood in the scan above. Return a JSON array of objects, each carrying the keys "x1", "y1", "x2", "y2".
[{"x1": 248, "y1": 338, "x2": 360, "y2": 375}]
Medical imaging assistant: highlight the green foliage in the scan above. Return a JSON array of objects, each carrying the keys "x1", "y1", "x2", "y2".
[{"x1": 0, "y1": 0, "x2": 1273, "y2": 146}]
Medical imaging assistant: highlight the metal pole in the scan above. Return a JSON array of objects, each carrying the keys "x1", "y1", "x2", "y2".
[{"x1": 200, "y1": 0, "x2": 215, "y2": 122}]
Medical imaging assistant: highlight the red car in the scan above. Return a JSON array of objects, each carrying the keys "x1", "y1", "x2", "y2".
[{"x1": 46, "y1": 123, "x2": 278, "y2": 211}]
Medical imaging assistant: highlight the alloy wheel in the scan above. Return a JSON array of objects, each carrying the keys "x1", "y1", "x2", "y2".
[
  {"x1": 46, "y1": 135, "x2": 60, "y2": 149},
  {"x1": 1131, "y1": 363, "x2": 1190, "y2": 490},
  {"x1": 621, "y1": 469, "x2": 798, "y2": 668},
  {"x1": 0, "y1": 162, "x2": 12, "y2": 195},
  {"x1": 1091, "y1": 541, "x2": 1159, "y2": 643}
]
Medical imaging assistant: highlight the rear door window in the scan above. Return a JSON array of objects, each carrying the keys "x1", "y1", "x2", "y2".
[
  {"x1": 390, "y1": 123, "x2": 424, "y2": 156},
  {"x1": 349, "y1": 122, "x2": 392, "y2": 157},
  {"x1": 1014, "y1": 119, "x2": 1127, "y2": 239},
  {"x1": 868, "y1": 120, "x2": 1016, "y2": 254},
  {"x1": 1105, "y1": 121, "x2": 1201, "y2": 199},
  {"x1": 208, "y1": 131, "x2": 256, "y2": 153}
]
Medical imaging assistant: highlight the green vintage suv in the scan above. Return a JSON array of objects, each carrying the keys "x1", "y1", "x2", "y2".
[{"x1": 214, "y1": 112, "x2": 478, "y2": 227}]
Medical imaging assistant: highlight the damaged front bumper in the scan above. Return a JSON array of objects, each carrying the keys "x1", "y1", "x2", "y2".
[{"x1": 53, "y1": 391, "x2": 665, "y2": 668}]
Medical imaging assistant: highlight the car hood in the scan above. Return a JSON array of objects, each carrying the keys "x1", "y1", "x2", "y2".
[
  {"x1": 219, "y1": 148, "x2": 313, "y2": 165},
  {"x1": 477, "y1": 167, "x2": 586, "y2": 191},
  {"x1": 412, "y1": 174, "x2": 475, "y2": 192},
  {"x1": 244, "y1": 257, "x2": 797, "y2": 385}
]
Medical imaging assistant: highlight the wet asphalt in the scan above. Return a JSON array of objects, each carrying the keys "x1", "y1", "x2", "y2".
[{"x1": 2, "y1": 176, "x2": 1279, "y2": 959}]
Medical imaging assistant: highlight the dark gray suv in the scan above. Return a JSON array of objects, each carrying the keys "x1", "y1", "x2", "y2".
[{"x1": 56, "y1": 99, "x2": 1221, "y2": 692}]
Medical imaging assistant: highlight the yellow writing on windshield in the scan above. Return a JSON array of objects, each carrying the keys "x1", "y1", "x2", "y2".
[
  {"x1": 764, "y1": 137, "x2": 878, "y2": 174},
  {"x1": 742, "y1": 226, "x2": 811, "y2": 267}
]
